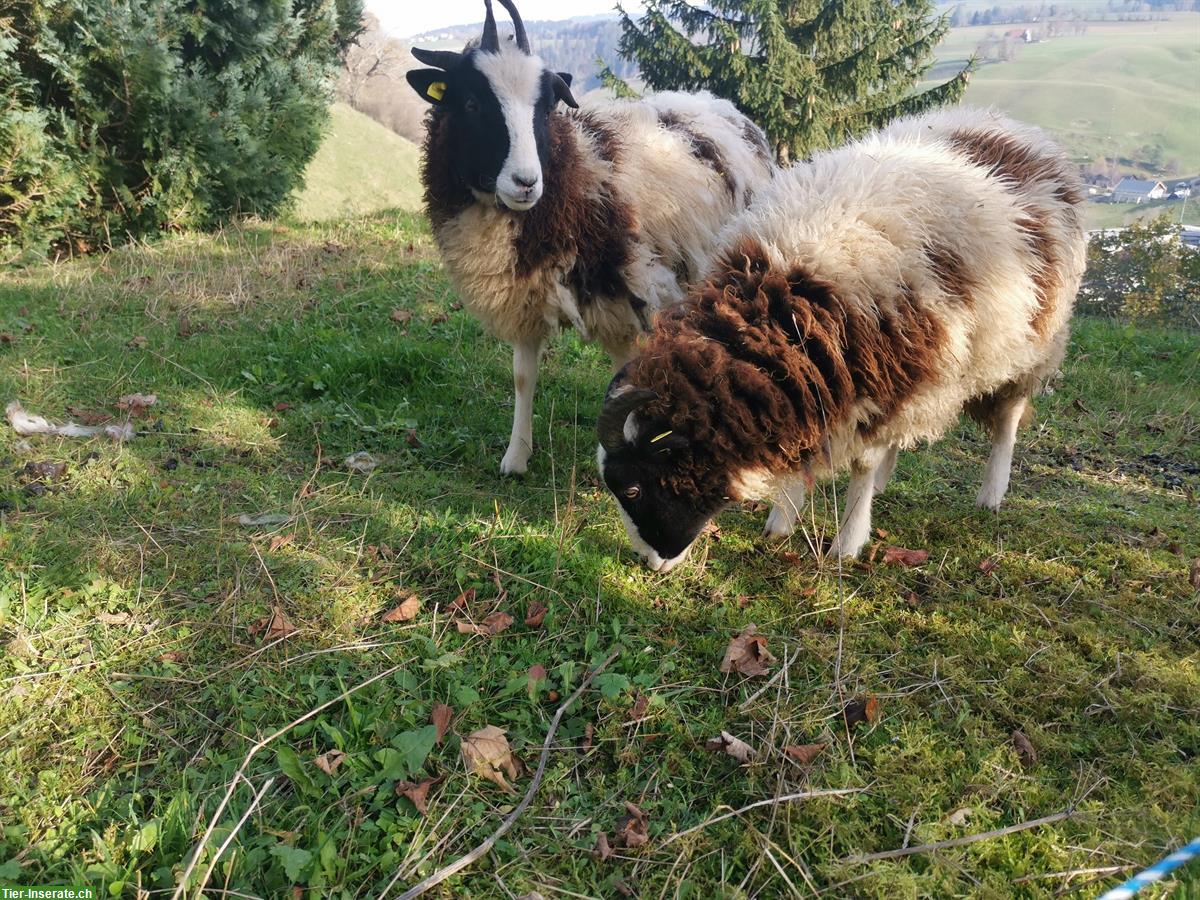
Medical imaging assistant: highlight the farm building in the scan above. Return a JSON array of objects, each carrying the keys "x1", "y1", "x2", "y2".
[{"x1": 1111, "y1": 177, "x2": 1167, "y2": 203}]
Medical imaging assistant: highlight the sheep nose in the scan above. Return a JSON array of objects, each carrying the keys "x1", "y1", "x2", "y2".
[{"x1": 512, "y1": 172, "x2": 539, "y2": 189}]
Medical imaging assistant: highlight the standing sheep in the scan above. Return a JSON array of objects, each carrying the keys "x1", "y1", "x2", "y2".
[
  {"x1": 596, "y1": 108, "x2": 1085, "y2": 572},
  {"x1": 406, "y1": 0, "x2": 775, "y2": 474}
]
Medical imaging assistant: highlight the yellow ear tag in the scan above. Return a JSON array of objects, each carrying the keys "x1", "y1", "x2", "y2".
[
  {"x1": 427, "y1": 81, "x2": 446, "y2": 101},
  {"x1": 650, "y1": 431, "x2": 673, "y2": 443}
]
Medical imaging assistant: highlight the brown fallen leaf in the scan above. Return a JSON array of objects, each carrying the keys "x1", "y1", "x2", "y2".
[
  {"x1": 843, "y1": 695, "x2": 880, "y2": 728},
  {"x1": 396, "y1": 775, "x2": 441, "y2": 814},
  {"x1": 1190, "y1": 558, "x2": 1200, "y2": 590},
  {"x1": 158, "y1": 651, "x2": 185, "y2": 663},
  {"x1": 126, "y1": 335, "x2": 148, "y2": 350},
  {"x1": 461, "y1": 725, "x2": 519, "y2": 792},
  {"x1": 313, "y1": 749, "x2": 346, "y2": 776},
  {"x1": 581, "y1": 722, "x2": 594, "y2": 753},
  {"x1": 705, "y1": 731, "x2": 755, "y2": 763},
  {"x1": 274, "y1": 401, "x2": 292, "y2": 412},
  {"x1": 404, "y1": 428, "x2": 422, "y2": 448},
  {"x1": 524, "y1": 601, "x2": 548, "y2": 627},
  {"x1": 268, "y1": 532, "x2": 295, "y2": 553},
  {"x1": 593, "y1": 831, "x2": 613, "y2": 861},
  {"x1": 382, "y1": 592, "x2": 421, "y2": 623},
  {"x1": 613, "y1": 801, "x2": 649, "y2": 848},
  {"x1": 946, "y1": 806, "x2": 973, "y2": 826},
  {"x1": 431, "y1": 704, "x2": 453, "y2": 743},
  {"x1": 979, "y1": 556, "x2": 999, "y2": 575},
  {"x1": 613, "y1": 878, "x2": 636, "y2": 897},
  {"x1": 456, "y1": 610, "x2": 514, "y2": 636},
  {"x1": 248, "y1": 606, "x2": 296, "y2": 642},
  {"x1": 1012, "y1": 729, "x2": 1037, "y2": 769},
  {"x1": 96, "y1": 611, "x2": 131, "y2": 626},
  {"x1": 882, "y1": 546, "x2": 930, "y2": 567},
  {"x1": 719, "y1": 624, "x2": 777, "y2": 677},
  {"x1": 66, "y1": 407, "x2": 112, "y2": 425},
  {"x1": 875, "y1": 527, "x2": 890, "y2": 539},
  {"x1": 527, "y1": 664, "x2": 547, "y2": 695},
  {"x1": 782, "y1": 743, "x2": 827, "y2": 765},
  {"x1": 905, "y1": 591, "x2": 921, "y2": 609}
]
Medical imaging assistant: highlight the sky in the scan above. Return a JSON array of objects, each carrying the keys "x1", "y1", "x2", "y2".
[{"x1": 367, "y1": 0, "x2": 640, "y2": 38}]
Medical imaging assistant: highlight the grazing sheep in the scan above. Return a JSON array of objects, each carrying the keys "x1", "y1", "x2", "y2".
[
  {"x1": 406, "y1": 0, "x2": 776, "y2": 474},
  {"x1": 596, "y1": 108, "x2": 1085, "y2": 572}
]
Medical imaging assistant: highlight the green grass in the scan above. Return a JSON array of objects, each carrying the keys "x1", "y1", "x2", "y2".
[
  {"x1": 933, "y1": 16, "x2": 1200, "y2": 172},
  {"x1": 1082, "y1": 198, "x2": 1200, "y2": 231},
  {"x1": 1, "y1": 212, "x2": 1198, "y2": 898},
  {"x1": 292, "y1": 104, "x2": 422, "y2": 222}
]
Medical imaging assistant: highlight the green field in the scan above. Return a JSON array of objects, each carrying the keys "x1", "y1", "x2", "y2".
[
  {"x1": 292, "y1": 103, "x2": 423, "y2": 221},
  {"x1": 1, "y1": 209, "x2": 1198, "y2": 897},
  {"x1": 1082, "y1": 197, "x2": 1200, "y2": 231},
  {"x1": 931, "y1": 16, "x2": 1200, "y2": 173}
]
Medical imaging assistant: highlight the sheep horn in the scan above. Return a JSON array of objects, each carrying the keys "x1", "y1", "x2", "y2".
[
  {"x1": 410, "y1": 47, "x2": 463, "y2": 70},
  {"x1": 480, "y1": 0, "x2": 499, "y2": 52},
  {"x1": 598, "y1": 388, "x2": 658, "y2": 453},
  {"x1": 495, "y1": 0, "x2": 531, "y2": 53}
]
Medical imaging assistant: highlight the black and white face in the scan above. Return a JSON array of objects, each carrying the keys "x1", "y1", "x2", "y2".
[
  {"x1": 596, "y1": 412, "x2": 728, "y2": 574},
  {"x1": 407, "y1": 46, "x2": 576, "y2": 211}
]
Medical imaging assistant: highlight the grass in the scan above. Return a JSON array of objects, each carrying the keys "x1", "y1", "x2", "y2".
[
  {"x1": 292, "y1": 104, "x2": 422, "y2": 222},
  {"x1": 932, "y1": 16, "x2": 1200, "y2": 173},
  {"x1": 1082, "y1": 198, "x2": 1200, "y2": 231},
  {"x1": 0, "y1": 211, "x2": 1198, "y2": 899}
]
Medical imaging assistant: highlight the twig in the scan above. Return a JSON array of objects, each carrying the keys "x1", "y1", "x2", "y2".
[
  {"x1": 662, "y1": 787, "x2": 866, "y2": 847},
  {"x1": 384, "y1": 647, "x2": 622, "y2": 900},
  {"x1": 193, "y1": 775, "x2": 277, "y2": 897},
  {"x1": 841, "y1": 808, "x2": 1074, "y2": 864},
  {"x1": 172, "y1": 663, "x2": 405, "y2": 899}
]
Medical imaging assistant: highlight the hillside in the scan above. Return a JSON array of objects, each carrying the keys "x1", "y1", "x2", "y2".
[
  {"x1": 931, "y1": 17, "x2": 1200, "y2": 173},
  {"x1": 292, "y1": 103, "x2": 423, "y2": 221}
]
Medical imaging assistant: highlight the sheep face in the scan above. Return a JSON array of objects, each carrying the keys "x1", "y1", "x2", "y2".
[
  {"x1": 406, "y1": 1, "x2": 577, "y2": 212},
  {"x1": 596, "y1": 388, "x2": 729, "y2": 573}
]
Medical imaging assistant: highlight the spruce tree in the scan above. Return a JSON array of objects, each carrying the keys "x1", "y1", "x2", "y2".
[{"x1": 615, "y1": 0, "x2": 973, "y2": 163}]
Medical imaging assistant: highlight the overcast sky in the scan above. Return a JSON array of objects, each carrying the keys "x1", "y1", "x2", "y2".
[{"x1": 367, "y1": 0, "x2": 641, "y2": 37}]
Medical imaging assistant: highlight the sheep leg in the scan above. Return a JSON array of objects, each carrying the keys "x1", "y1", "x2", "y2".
[
  {"x1": 976, "y1": 395, "x2": 1028, "y2": 510},
  {"x1": 500, "y1": 339, "x2": 542, "y2": 476},
  {"x1": 873, "y1": 446, "x2": 899, "y2": 493},
  {"x1": 763, "y1": 481, "x2": 807, "y2": 538},
  {"x1": 828, "y1": 457, "x2": 881, "y2": 559}
]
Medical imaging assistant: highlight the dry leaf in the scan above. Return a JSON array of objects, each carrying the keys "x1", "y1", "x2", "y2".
[
  {"x1": 268, "y1": 533, "x2": 295, "y2": 552},
  {"x1": 461, "y1": 725, "x2": 519, "y2": 792},
  {"x1": 404, "y1": 428, "x2": 422, "y2": 448},
  {"x1": 274, "y1": 401, "x2": 292, "y2": 412},
  {"x1": 593, "y1": 831, "x2": 613, "y2": 861},
  {"x1": 313, "y1": 749, "x2": 346, "y2": 775},
  {"x1": 1012, "y1": 729, "x2": 1037, "y2": 769},
  {"x1": 456, "y1": 610, "x2": 514, "y2": 636},
  {"x1": 843, "y1": 696, "x2": 880, "y2": 728},
  {"x1": 946, "y1": 807, "x2": 973, "y2": 826},
  {"x1": 719, "y1": 624, "x2": 777, "y2": 677},
  {"x1": 126, "y1": 335, "x2": 148, "y2": 350},
  {"x1": 979, "y1": 556, "x2": 998, "y2": 575},
  {"x1": 96, "y1": 611, "x2": 131, "y2": 626},
  {"x1": 343, "y1": 451, "x2": 378, "y2": 474},
  {"x1": 431, "y1": 704, "x2": 453, "y2": 743},
  {"x1": 581, "y1": 722, "x2": 594, "y2": 753},
  {"x1": 524, "y1": 601, "x2": 548, "y2": 627},
  {"x1": 613, "y1": 801, "x2": 649, "y2": 848},
  {"x1": 882, "y1": 546, "x2": 930, "y2": 567},
  {"x1": 875, "y1": 527, "x2": 890, "y2": 539},
  {"x1": 705, "y1": 731, "x2": 755, "y2": 763},
  {"x1": 382, "y1": 593, "x2": 421, "y2": 622},
  {"x1": 390, "y1": 308, "x2": 413, "y2": 324},
  {"x1": 158, "y1": 651, "x2": 184, "y2": 663},
  {"x1": 66, "y1": 407, "x2": 111, "y2": 425},
  {"x1": 248, "y1": 606, "x2": 296, "y2": 642},
  {"x1": 396, "y1": 775, "x2": 441, "y2": 814},
  {"x1": 783, "y1": 743, "x2": 826, "y2": 765},
  {"x1": 1190, "y1": 558, "x2": 1200, "y2": 590}
]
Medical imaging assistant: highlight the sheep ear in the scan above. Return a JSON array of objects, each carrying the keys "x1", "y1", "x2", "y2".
[
  {"x1": 406, "y1": 69, "x2": 450, "y2": 105},
  {"x1": 551, "y1": 72, "x2": 578, "y2": 109}
]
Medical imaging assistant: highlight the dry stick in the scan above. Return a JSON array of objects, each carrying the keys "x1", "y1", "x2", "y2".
[
  {"x1": 841, "y1": 809, "x2": 1074, "y2": 864},
  {"x1": 662, "y1": 788, "x2": 866, "y2": 847},
  {"x1": 171, "y1": 662, "x2": 405, "y2": 900},
  {"x1": 193, "y1": 775, "x2": 277, "y2": 897},
  {"x1": 385, "y1": 648, "x2": 622, "y2": 900}
]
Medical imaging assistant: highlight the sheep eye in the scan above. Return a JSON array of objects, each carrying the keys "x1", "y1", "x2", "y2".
[
  {"x1": 623, "y1": 485, "x2": 641, "y2": 500},
  {"x1": 464, "y1": 97, "x2": 480, "y2": 114}
]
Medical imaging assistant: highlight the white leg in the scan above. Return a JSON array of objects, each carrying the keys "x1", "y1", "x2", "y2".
[
  {"x1": 976, "y1": 397, "x2": 1027, "y2": 510},
  {"x1": 873, "y1": 446, "x2": 899, "y2": 493},
  {"x1": 500, "y1": 339, "x2": 542, "y2": 476},
  {"x1": 763, "y1": 481, "x2": 807, "y2": 538},
  {"x1": 828, "y1": 459, "x2": 879, "y2": 559}
]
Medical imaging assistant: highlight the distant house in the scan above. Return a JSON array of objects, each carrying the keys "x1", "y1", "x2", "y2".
[
  {"x1": 1172, "y1": 183, "x2": 1192, "y2": 199},
  {"x1": 1111, "y1": 178, "x2": 1167, "y2": 204}
]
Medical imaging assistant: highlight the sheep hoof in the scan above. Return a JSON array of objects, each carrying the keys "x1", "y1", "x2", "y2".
[
  {"x1": 499, "y1": 451, "x2": 530, "y2": 476},
  {"x1": 975, "y1": 489, "x2": 1004, "y2": 511},
  {"x1": 827, "y1": 535, "x2": 865, "y2": 560},
  {"x1": 762, "y1": 506, "x2": 796, "y2": 539}
]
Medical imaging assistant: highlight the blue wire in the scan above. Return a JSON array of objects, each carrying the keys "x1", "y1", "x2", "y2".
[{"x1": 1097, "y1": 836, "x2": 1200, "y2": 899}]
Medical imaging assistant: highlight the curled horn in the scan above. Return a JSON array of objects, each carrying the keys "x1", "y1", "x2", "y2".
[
  {"x1": 495, "y1": 0, "x2": 531, "y2": 53},
  {"x1": 598, "y1": 388, "x2": 658, "y2": 453},
  {"x1": 480, "y1": 0, "x2": 499, "y2": 52}
]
